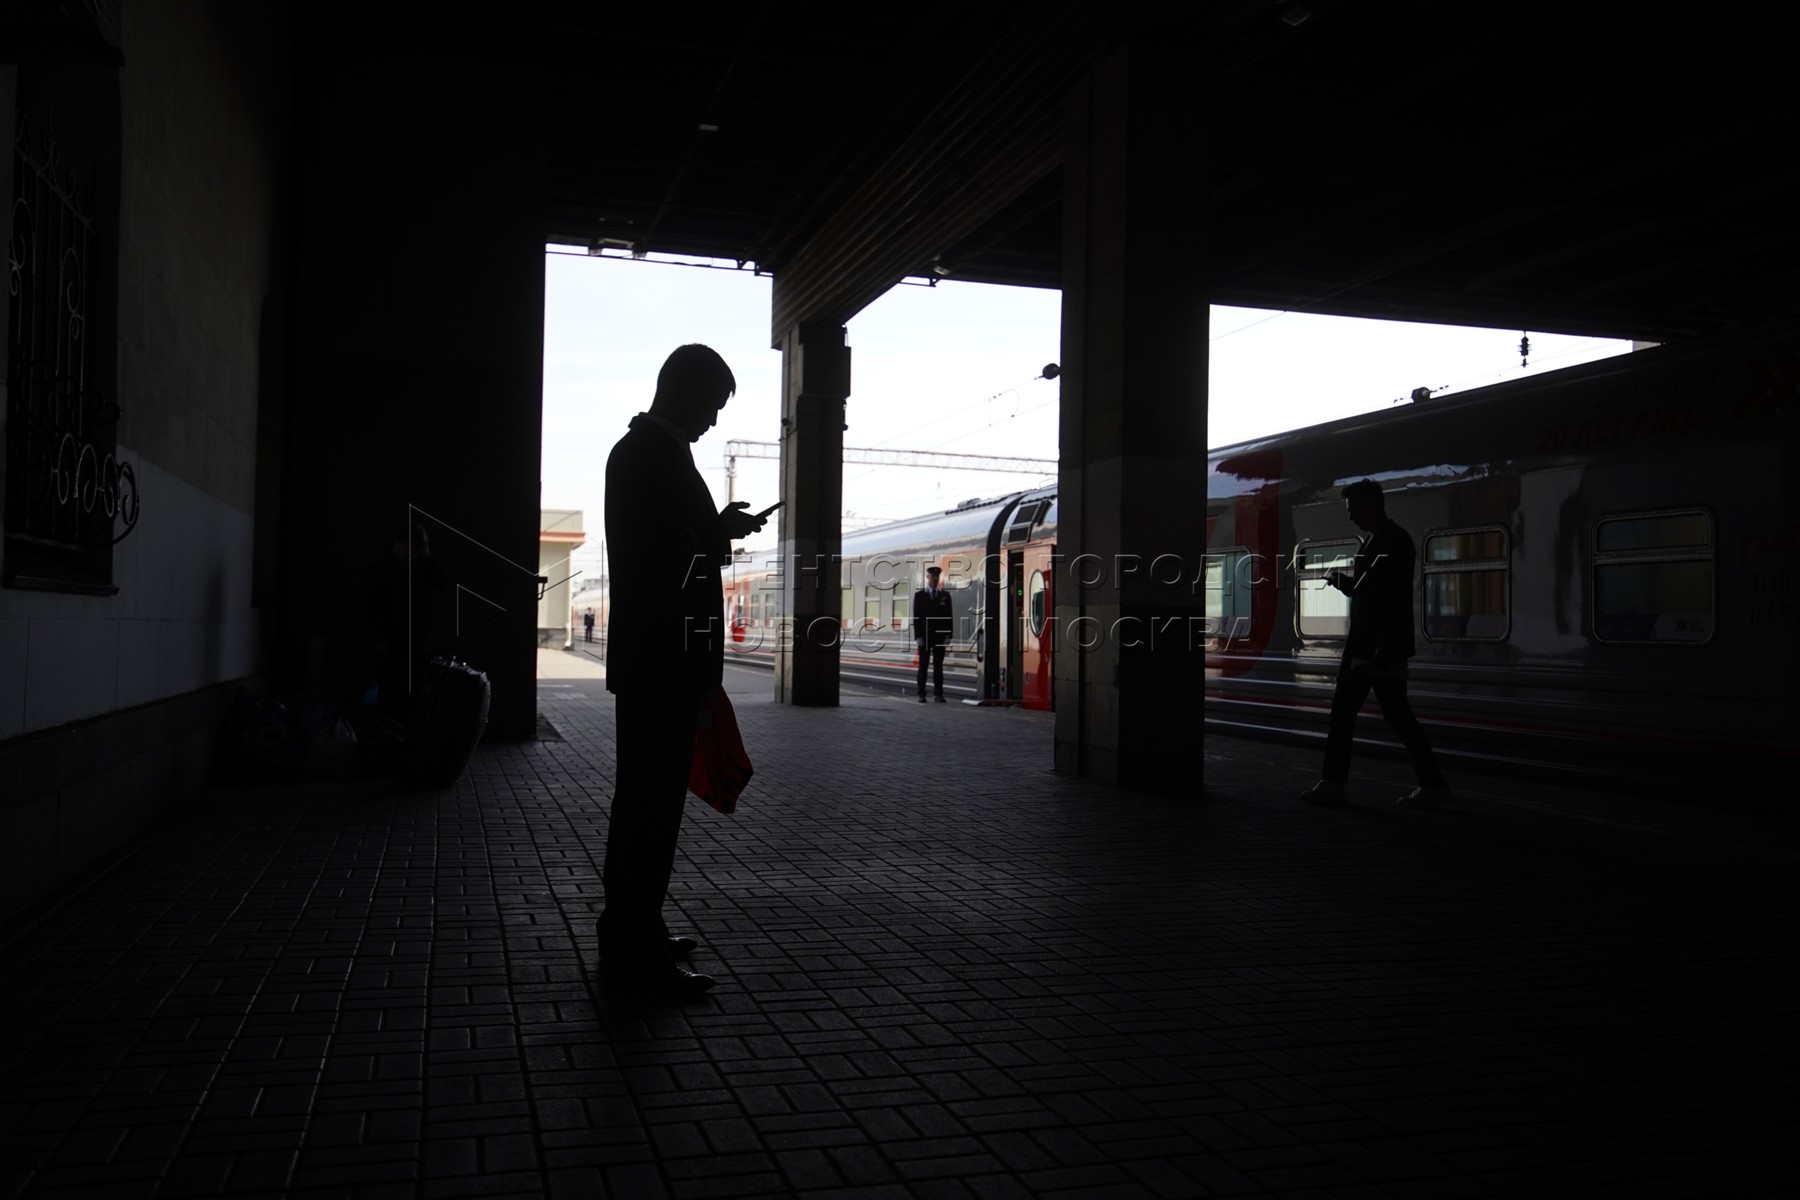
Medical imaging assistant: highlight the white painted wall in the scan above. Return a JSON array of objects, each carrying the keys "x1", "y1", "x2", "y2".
[{"x1": 0, "y1": 447, "x2": 259, "y2": 739}]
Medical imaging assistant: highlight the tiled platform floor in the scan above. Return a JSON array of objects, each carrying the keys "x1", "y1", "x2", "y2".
[{"x1": 2, "y1": 653, "x2": 1795, "y2": 1198}]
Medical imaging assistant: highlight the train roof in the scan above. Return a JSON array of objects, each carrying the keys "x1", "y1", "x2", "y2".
[
  {"x1": 1208, "y1": 348, "x2": 1635, "y2": 462},
  {"x1": 842, "y1": 487, "x2": 1046, "y2": 556},
  {"x1": 732, "y1": 484, "x2": 1057, "y2": 565},
  {"x1": 1208, "y1": 318, "x2": 1795, "y2": 471}
]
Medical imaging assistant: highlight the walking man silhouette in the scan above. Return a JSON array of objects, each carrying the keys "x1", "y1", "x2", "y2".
[{"x1": 1301, "y1": 479, "x2": 1452, "y2": 808}]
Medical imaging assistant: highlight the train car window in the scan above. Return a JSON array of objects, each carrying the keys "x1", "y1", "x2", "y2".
[
  {"x1": 1426, "y1": 530, "x2": 1505, "y2": 561},
  {"x1": 1204, "y1": 548, "x2": 1254, "y2": 649},
  {"x1": 841, "y1": 587, "x2": 852, "y2": 628},
  {"x1": 863, "y1": 585, "x2": 881, "y2": 630},
  {"x1": 1596, "y1": 512, "x2": 1711, "y2": 554},
  {"x1": 892, "y1": 594, "x2": 910, "y2": 631},
  {"x1": 1423, "y1": 526, "x2": 1510, "y2": 641},
  {"x1": 1004, "y1": 502, "x2": 1044, "y2": 546},
  {"x1": 1294, "y1": 540, "x2": 1357, "y2": 640},
  {"x1": 1028, "y1": 570, "x2": 1048, "y2": 637},
  {"x1": 1593, "y1": 508, "x2": 1715, "y2": 644}
]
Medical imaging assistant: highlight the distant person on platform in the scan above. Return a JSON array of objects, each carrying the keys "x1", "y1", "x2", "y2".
[
  {"x1": 913, "y1": 565, "x2": 955, "y2": 703},
  {"x1": 583, "y1": 608, "x2": 595, "y2": 644},
  {"x1": 599, "y1": 344, "x2": 768, "y2": 998},
  {"x1": 1301, "y1": 479, "x2": 1453, "y2": 808}
]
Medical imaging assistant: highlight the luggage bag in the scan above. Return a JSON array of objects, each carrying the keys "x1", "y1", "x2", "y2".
[{"x1": 410, "y1": 656, "x2": 490, "y2": 786}]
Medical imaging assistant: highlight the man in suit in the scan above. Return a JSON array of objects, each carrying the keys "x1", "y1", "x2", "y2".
[
  {"x1": 600, "y1": 344, "x2": 767, "y2": 996},
  {"x1": 1301, "y1": 479, "x2": 1452, "y2": 808},
  {"x1": 912, "y1": 565, "x2": 955, "y2": 702}
]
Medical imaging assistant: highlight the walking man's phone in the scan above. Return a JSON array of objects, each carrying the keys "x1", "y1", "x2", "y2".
[{"x1": 755, "y1": 501, "x2": 784, "y2": 519}]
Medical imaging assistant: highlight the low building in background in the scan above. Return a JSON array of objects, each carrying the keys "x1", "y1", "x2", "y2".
[{"x1": 539, "y1": 510, "x2": 584, "y2": 648}]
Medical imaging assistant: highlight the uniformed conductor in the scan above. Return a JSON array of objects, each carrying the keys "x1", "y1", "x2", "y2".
[{"x1": 912, "y1": 565, "x2": 955, "y2": 702}]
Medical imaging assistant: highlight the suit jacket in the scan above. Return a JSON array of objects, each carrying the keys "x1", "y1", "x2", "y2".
[
  {"x1": 912, "y1": 586, "x2": 955, "y2": 646},
  {"x1": 1343, "y1": 518, "x2": 1417, "y2": 667},
  {"x1": 604, "y1": 414, "x2": 729, "y2": 695}
]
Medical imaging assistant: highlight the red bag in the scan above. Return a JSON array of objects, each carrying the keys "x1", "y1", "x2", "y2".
[{"x1": 688, "y1": 688, "x2": 753, "y2": 814}]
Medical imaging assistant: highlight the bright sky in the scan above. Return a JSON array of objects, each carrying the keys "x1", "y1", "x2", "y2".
[{"x1": 543, "y1": 250, "x2": 1631, "y2": 578}]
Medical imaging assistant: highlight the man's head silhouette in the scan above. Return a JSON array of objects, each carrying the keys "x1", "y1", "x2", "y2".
[
  {"x1": 1341, "y1": 479, "x2": 1385, "y2": 532},
  {"x1": 651, "y1": 344, "x2": 737, "y2": 442}
]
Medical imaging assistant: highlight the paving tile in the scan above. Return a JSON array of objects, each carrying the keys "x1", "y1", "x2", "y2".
[{"x1": 2, "y1": 672, "x2": 1796, "y2": 1198}]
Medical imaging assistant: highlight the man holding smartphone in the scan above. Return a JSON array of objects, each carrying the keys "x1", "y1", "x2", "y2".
[
  {"x1": 1300, "y1": 479, "x2": 1451, "y2": 809},
  {"x1": 599, "y1": 344, "x2": 768, "y2": 997}
]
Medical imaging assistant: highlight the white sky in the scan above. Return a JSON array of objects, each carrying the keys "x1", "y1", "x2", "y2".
[{"x1": 543, "y1": 250, "x2": 1631, "y2": 577}]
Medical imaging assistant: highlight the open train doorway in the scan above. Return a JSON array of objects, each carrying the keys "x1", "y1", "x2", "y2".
[{"x1": 1005, "y1": 548, "x2": 1025, "y2": 701}]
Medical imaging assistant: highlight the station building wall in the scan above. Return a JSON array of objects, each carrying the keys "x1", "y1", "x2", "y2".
[{"x1": 0, "y1": 4, "x2": 293, "y2": 919}]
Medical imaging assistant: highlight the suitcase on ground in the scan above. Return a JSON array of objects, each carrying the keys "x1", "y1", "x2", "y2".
[{"x1": 410, "y1": 657, "x2": 490, "y2": 786}]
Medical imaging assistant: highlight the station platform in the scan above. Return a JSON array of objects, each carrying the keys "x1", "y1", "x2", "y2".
[{"x1": 2, "y1": 649, "x2": 1794, "y2": 1198}]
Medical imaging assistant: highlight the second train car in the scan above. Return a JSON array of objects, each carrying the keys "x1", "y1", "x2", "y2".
[
  {"x1": 1206, "y1": 319, "x2": 1799, "y2": 792},
  {"x1": 725, "y1": 486, "x2": 1059, "y2": 707}
]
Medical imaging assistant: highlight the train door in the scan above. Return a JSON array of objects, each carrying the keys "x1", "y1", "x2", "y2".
[
  {"x1": 1005, "y1": 549, "x2": 1024, "y2": 700},
  {"x1": 1020, "y1": 541, "x2": 1054, "y2": 710}
]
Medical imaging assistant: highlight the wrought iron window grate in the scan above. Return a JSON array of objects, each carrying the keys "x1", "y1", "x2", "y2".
[{"x1": 5, "y1": 110, "x2": 138, "y2": 593}]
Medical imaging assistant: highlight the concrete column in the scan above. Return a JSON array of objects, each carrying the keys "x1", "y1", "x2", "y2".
[
  {"x1": 1056, "y1": 41, "x2": 1208, "y2": 790},
  {"x1": 285, "y1": 31, "x2": 545, "y2": 739},
  {"x1": 773, "y1": 323, "x2": 849, "y2": 706}
]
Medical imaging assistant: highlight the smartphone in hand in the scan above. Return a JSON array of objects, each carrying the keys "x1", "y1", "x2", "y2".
[{"x1": 755, "y1": 501, "x2": 784, "y2": 519}]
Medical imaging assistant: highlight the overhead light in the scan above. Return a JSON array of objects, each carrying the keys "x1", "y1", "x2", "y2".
[
  {"x1": 930, "y1": 261, "x2": 952, "y2": 277},
  {"x1": 698, "y1": 122, "x2": 719, "y2": 132}
]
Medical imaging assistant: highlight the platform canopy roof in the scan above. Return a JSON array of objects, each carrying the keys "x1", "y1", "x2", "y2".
[
  {"x1": 13, "y1": 0, "x2": 1798, "y2": 343},
  {"x1": 533, "y1": 1, "x2": 1800, "y2": 344}
]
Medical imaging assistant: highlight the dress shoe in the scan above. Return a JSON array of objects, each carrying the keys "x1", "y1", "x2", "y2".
[
  {"x1": 1397, "y1": 785, "x2": 1453, "y2": 808},
  {"x1": 935, "y1": 695, "x2": 946, "y2": 703},
  {"x1": 1301, "y1": 779, "x2": 1349, "y2": 806},
  {"x1": 918, "y1": 695, "x2": 927, "y2": 703},
  {"x1": 597, "y1": 931, "x2": 699, "y2": 961},
  {"x1": 602, "y1": 957, "x2": 716, "y2": 999}
]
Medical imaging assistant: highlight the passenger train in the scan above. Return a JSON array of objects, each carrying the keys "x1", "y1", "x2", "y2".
[
  {"x1": 723, "y1": 486, "x2": 1060, "y2": 707},
  {"x1": 1206, "y1": 320, "x2": 1799, "y2": 790}
]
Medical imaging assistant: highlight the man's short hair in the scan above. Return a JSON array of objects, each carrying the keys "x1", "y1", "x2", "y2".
[
  {"x1": 1341, "y1": 479, "x2": 1385, "y2": 512},
  {"x1": 655, "y1": 344, "x2": 737, "y2": 405}
]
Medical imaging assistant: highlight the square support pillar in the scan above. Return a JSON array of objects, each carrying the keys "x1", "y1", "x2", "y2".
[
  {"x1": 773, "y1": 323, "x2": 849, "y2": 706},
  {"x1": 1056, "y1": 41, "x2": 1209, "y2": 789}
]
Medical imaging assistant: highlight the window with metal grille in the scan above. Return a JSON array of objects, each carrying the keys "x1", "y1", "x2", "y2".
[{"x1": 5, "y1": 89, "x2": 135, "y2": 593}]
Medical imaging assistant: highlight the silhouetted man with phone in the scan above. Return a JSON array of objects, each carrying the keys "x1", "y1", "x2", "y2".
[
  {"x1": 1301, "y1": 479, "x2": 1452, "y2": 808},
  {"x1": 600, "y1": 344, "x2": 767, "y2": 997}
]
